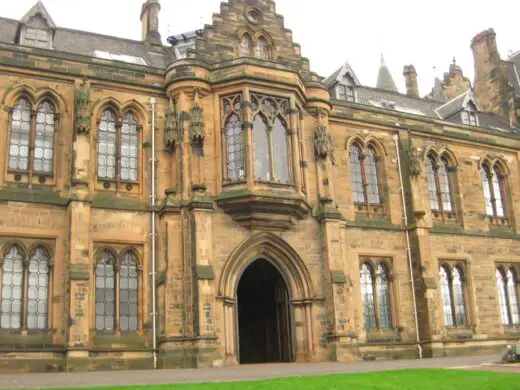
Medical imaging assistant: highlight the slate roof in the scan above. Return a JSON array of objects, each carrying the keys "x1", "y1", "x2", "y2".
[
  {"x1": 435, "y1": 91, "x2": 470, "y2": 119},
  {"x1": 0, "y1": 10, "x2": 172, "y2": 69},
  {"x1": 376, "y1": 55, "x2": 398, "y2": 92}
]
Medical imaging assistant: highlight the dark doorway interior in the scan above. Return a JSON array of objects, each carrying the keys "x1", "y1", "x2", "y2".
[{"x1": 237, "y1": 259, "x2": 293, "y2": 364}]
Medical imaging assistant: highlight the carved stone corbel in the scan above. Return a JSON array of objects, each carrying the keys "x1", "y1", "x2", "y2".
[
  {"x1": 164, "y1": 96, "x2": 180, "y2": 151},
  {"x1": 313, "y1": 108, "x2": 335, "y2": 163},
  {"x1": 74, "y1": 78, "x2": 91, "y2": 134},
  {"x1": 190, "y1": 89, "x2": 206, "y2": 147}
]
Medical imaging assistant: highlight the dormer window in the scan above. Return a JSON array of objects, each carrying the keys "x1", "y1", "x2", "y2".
[
  {"x1": 18, "y1": 2, "x2": 55, "y2": 50},
  {"x1": 335, "y1": 75, "x2": 356, "y2": 102},
  {"x1": 461, "y1": 109, "x2": 478, "y2": 126}
]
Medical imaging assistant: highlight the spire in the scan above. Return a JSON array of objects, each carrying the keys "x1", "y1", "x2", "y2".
[{"x1": 376, "y1": 54, "x2": 398, "y2": 92}]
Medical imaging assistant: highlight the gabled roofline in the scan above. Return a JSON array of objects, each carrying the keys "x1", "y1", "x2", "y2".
[
  {"x1": 434, "y1": 89, "x2": 482, "y2": 119},
  {"x1": 20, "y1": 1, "x2": 56, "y2": 29},
  {"x1": 335, "y1": 60, "x2": 360, "y2": 86}
]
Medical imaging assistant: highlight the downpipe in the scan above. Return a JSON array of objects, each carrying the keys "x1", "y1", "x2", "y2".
[
  {"x1": 150, "y1": 97, "x2": 158, "y2": 369},
  {"x1": 393, "y1": 133, "x2": 423, "y2": 359}
]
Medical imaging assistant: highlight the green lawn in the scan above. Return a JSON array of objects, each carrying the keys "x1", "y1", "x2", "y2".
[{"x1": 51, "y1": 369, "x2": 518, "y2": 390}]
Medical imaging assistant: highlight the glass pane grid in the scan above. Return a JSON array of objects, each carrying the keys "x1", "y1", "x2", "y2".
[
  {"x1": 349, "y1": 145, "x2": 365, "y2": 204},
  {"x1": 439, "y1": 158, "x2": 453, "y2": 212},
  {"x1": 9, "y1": 99, "x2": 31, "y2": 171},
  {"x1": 253, "y1": 115, "x2": 271, "y2": 181},
  {"x1": 365, "y1": 148, "x2": 381, "y2": 205},
  {"x1": 492, "y1": 167, "x2": 505, "y2": 218},
  {"x1": 120, "y1": 113, "x2": 139, "y2": 181},
  {"x1": 426, "y1": 157, "x2": 440, "y2": 212},
  {"x1": 271, "y1": 117, "x2": 290, "y2": 183},
  {"x1": 34, "y1": 101, "x2": 55, "y2": 173},
  {"x1": 27, "y1": 247, "x2": 49, "y2": 330},
  {"x1": 225, "y1": 113, "x2": 244, "y2": 182},
  {"x1": 481, "y1": 166, "x2": 494, "y2": 216},
  {"x1": 360, "y1": 264, "x2": 376, "y2": 329},
  {"x1": 452, "y1": 268, "x2": 467, "y2": 326},
  {"x1": 376, "y1": 265, "x2": 392, "y2": 329},
  {"x1": 119, "y1": 253, "x2": 139, "y2": 332},
  {"x1": 507, "y1": 270, "x2": 520, "y2": 325},
  {"x1": 440, "y1": 267, "x2": 454, "y2": 327},
  {"x1": 1, "y1": 247, "x2": 23, "y2": 329},
  {"x1": 97, "y1": 110, "x2": 117, "y2": 179},
  {"x1": 95, "y1": 251, "x2": 115, "y2": 331}
]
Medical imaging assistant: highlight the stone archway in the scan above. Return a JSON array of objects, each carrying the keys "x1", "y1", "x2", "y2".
[{"x1": 218, "y1": 233, "x2": 315, "y2": 364}]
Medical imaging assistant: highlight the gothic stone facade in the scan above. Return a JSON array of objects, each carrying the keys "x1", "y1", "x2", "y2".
[{"x1": 0, "y1": 0, "x2": 519, "y2": 372}]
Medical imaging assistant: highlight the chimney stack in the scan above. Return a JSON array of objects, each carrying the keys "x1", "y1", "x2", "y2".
[
  {"x1": 141, "y1": 0, "x2": 162, "y2": 46},
  {"x1": 471, "y1": 28, "x2": 509, "y2": 118},
  {"x1": 403, "y1": 65, "x2": 419, "y2": 98}
]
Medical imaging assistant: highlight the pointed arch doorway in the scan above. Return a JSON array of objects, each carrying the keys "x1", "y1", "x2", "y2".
[{"x1": 237, "y1": 258, "x2": 293, "y2": 364}]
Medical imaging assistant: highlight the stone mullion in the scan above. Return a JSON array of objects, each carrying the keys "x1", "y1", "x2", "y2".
[
  {"x1": 115, "y1": 262, "x2": 121, "y2": 333},
  {"x1": 137, "y1": 264, "x2": 144, "y2": 335},
  {"x1": 372, "y1": 272, "x2": 381, "y2": 329},
  {"x1": 487, "y1": 172, "x2": 498, "y2": 219},
  {"x1": 243, "y1": 87, "x2": 254, "y2": 187},
  {"x1": 114, "y1": 121, "x2": 122, "y2": 192},
  {"x1": 27, "y1": 110, "x2": 38, "y2": 184},
  {"x1": 21, "y1": 257, "x2": 29, "y2": 331},
  {"x1": 47, "y1": 261, "x2": 54, "y2": 330},
  {"x1": 359, "y1": 154, "x2": 370, "y2": 215},
  {"x1": 289, "y1": 98, "x2": 301, "y2": 192},
  {"x1": 432, "y1": 164, "x2": 445, "y2": 221}
]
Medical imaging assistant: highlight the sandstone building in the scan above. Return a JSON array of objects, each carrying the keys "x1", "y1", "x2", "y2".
[{"x1": 0, "y1": 0, "x2": 519, "y2": 372}]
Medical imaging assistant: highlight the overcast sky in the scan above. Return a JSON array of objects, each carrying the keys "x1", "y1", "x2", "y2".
[{"x1": 3, "y1": 0, "x2": 518, "y2": 96}]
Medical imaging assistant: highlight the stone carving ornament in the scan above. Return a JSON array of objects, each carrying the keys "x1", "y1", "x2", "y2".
[
  {"x1": 190, "y1": 91, "x2": 206, "y2": 146},
  {"x1": 164, "y1": 96, "x2": 179, "y2": 151},
  {"x1": 74, "y1": 78, "x2": 91, "y2": 134}
]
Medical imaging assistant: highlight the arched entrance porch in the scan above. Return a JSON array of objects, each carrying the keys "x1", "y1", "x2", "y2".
[{"x1": 218, "y1": 233, "x2": 315, "y2": 365}]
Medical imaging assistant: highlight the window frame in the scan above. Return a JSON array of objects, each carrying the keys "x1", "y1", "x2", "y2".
[
  {"x1": 0, "y1": 244, "x2": 53, "y2": 331},
  {"x1": 94, "y1": 248, "x2": 141, "y2": 333},
  {"x1": 480, "y1": 161, "x2": 509, "y2": 224},
  {"x1": 7, "y1": 97, "x2": 58, "y2": 182},
  {"x1": 237, "y1": 33, "x2": 272, "y2": 61},
  {"x1": 496, "y1": 265, "x2": 520, "y2": 326},
  {"x1": 21, "y1": 26, "x2": 52, "y2": 50},
  {"x1": 359, "y1": 260, "x2": 394, "y2": 330},
  {"x1": 439, "y1": 263, "x2": 469, "y2": 328},
  {"x1": 425, "y1": 152, "x2": 457, "y2": 222},
  {"x1": 348, "y1": 141, "x2": 384, "y2": 215},
  {"x1": 96, "y1": 108, "x2": 142, "y2": 186}
]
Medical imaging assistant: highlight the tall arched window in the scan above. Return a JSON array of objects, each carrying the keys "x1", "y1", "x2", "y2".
[
  {"x1": 360, "y1": 261, "x2": 393, "y2": 330},
  {"x1": 349, "y1": 143, "x2": 382, "y2": 208},
  {"x1": 95, "y1": 250, "x2": 116, "y2": 331},
  {"x1": 97, "y1": 109, "x2": 140, "y2": 182},
  {"x1": 1, "y1": 245, "x2": 50, "y2": 330},
  {"x1": 253, "y1": 115, "x2": 271, "y2": 181},
  {"x1": 95, "y1": 249, "x2": 140, "y2": 332},
  {"x1": 251, "y1": 94, "x2": 292, "y2": 183},
  {"x1": 481, "y1": 161, "x2": 507, "y2": 219},
  {"x1": 120, "y1": 252, "x2": 139, "y2": 332},
  {"x1": 239, "y1": 34, "x2": 252, "y2": 57},
  {"x1": 439, "y1": 265, "x2": 467, "y2": 327},
  {"x1": 496, "y1": 267, "x2": 520, "y2": 325},
  {"x1": 256, "y1": 36, "x2": 268, "y2": 60},
  {"x1": 222, "y1": 94, "x2": 244, "y2": 182},
  {"x1": 426, "y1": 153, "x2": 455, "y2": 217},
  {"x1": 9, "y1": 98, "x2": 56, "y2": 175}
]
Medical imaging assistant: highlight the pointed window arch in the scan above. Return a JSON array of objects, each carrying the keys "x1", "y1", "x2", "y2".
[
  {"x1": 360, "y1": 260, "x2": 393, "y2": 330},
  {"x1": 255, "y1": 36, "x2": 268, "y2": 60},
  {"x1": 8, "y1": 98, "x2": 56, "y2": 176},
  {"x1": 97, "y1": 108, "x2": 141, "y2": 183},
  {"x1": 349, "y1": 142, "x2": 383, "y2": 208},
  {"x1": 496, "y1": 267, "x2": 520, "y2": 325},
  {"x1": 250, "y1": 94, "x2": 292, "y2": 183},
  {"x1": 480, "y1": 161, "x2": 507, "y2": 220},
  {"x1": 439, "y1": 264, "x2": 467, "y2": 327},
  {"x1": 426, "y1": 152, "x2": 456, "y2": 219},
  {"x1": 239, "y1": 34, "x2": 252, "y2": 57},
  {"x1": 222, "y1": 94, "x2": 245, "y2": 182},
  {"x1": 1, "y1": 244, "x2": 52, "y2": 330}
]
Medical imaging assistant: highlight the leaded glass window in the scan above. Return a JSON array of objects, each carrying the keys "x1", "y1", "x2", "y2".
[
  {"x1": 440, "y1": 265, "x2": 468, "y2": 327},
  {"x1": 360, "y1": 261, "x2": 393, "y2": 330},
  {"x1": 256, "y1": 37, "x2": 268, "y2": 60},
  {"x1": 496, "y1": 267, "x2": 520, "y2": 326},
  {"x1": 222, "y1": 94, "x2": 244, "y2": 182},
  {"x1": 120, "y1": 113, "x2": 139, "y2": 181},
  {"x1": 349, "y1": 144, "x2": 365, "y2": 204},
  {"x1": 120, "y1": 252, "x2": 138, "y2": 332},
  {"x1": 27, "y1": 247, "x2": 49, "y2": 330},
  {"x1": 240, "y1": 34, "x2": 252, "y2": 57},
  {"x1": 481, "y1": 162, "x2": 507, "y2": 219},
  {"x1": 360, "y1": 264, "x2": 376, "y2": 329},
  {"x1": 95, "y1": 251, "x2": 116, "y2": 331},
  {"x1": 426, "y1": 153, "x2": 455, "y2": 217},
  {"x1": 253, "y1": 115, "x2": 271, "y2": 181},
  {"x1": 1, "y1": 246, "x2": 24, "y2": 329},
  {"x1": 250, "y1": 94, "x2": 292, "y2": 184},
  {"x1": 97, "y1": 109, "x2": 117, "y2": 180},
  {"x1": 9, "y1": 98, "x2": 32, "y2": 171},
  {"x1": 24, "y1": 27, "x2": 50, "y2": 49},
  {"x1": 0, "y1": 245, "x2": 51, "y2": 330},
  {"x1": 34, "y1": 101, "x2": 55, "y2": 173},
  {"x1": 349, "y1": 143, "x2": 383, "y2": 208}
]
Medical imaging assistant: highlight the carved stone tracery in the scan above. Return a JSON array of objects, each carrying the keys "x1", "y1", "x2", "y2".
[
  {"x1": 74, "y1": 78, "x2": 91, "y2": 134},
  {"x1": 190, "y1": 91, "x2": 206, "y2": 146}
]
